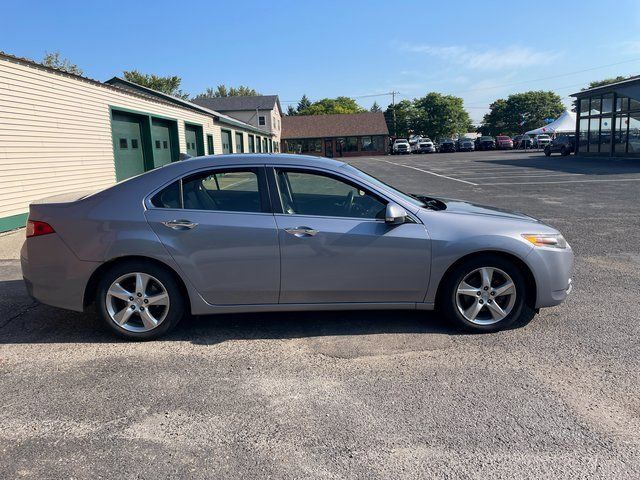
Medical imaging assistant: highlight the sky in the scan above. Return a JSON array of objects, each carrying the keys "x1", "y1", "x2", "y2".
[{"x1": 3, "y1": 0, "x2": 640, "y2": 123}]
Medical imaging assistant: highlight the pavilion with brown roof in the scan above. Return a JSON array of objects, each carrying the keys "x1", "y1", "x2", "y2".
[{"x1": 281, "y1": 112, "x2": 389, "y2": 157}]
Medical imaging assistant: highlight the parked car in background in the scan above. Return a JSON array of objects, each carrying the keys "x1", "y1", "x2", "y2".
[
  {"x1": 532, "y1": 134, "x2": 551, "y2": 149},
  {"x1": 457, "y1": 138, "x2": 475, "y2": 152},
  {"x1": 476, "y1": 136, "x2": 496, "y2": 151},
  {"x1": 496, "y1": 135, "x2": 513, "y2": 150},
  {"x1": 513, "y1": 135, "x2": 533, "y2": 149},
  {"x1": 439, "y1": 139, "x2": 456, "y2": 153},
  {"x1": 392, "y1": 139, "x2": 411, "y2": 154},
  {"x1": 414, "y1": 138, "x2": 436, "y2": 153},
  {"x1": 409, "y1": 135, "x2": 420, "y2": 151},
  {"x1": 21, "y1": 154, "x2": 573, "y2": 339},
  {"x1": 544, "y1": 134, "x2": 575, "y2": 156}
]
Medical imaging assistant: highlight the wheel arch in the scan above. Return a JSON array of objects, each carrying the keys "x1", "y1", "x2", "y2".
[
  {"x1": 435, "y1": 250, "x2": 537, "y2": 309},
  {"x1": 83, "y1": 255, "x2": 191, "y2": 312}
]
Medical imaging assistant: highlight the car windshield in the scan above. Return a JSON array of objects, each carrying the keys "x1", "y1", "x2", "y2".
[
  {"x1": 480, "y1": 136, "x2": 493, "y2": 141},
  {"x1": 342, "y1": 164, "x2": 426, "y2": 208},
  {"x1": 538, "y1": 135, "x2": 550, "y2": 139},
  {"x1": 395, "y1": 139, "x2": 408, "y2": 144},
  {"x1": 496, "y1": 136, "x2": 509, "y2": 140}
]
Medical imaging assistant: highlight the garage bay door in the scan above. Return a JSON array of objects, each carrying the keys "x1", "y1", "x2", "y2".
[
  {"x1": 151, "y1": 118, "x2": 174, "y2": 167},
  {"x1": 185, "y1": 125, "x2": 199, "y2": 157},
  {"x1": 221, "y1": 130, "x2": 232, "y2": 154},
  {"x1": 112, "y1": 112, "x2": 146, "y2": 181}
]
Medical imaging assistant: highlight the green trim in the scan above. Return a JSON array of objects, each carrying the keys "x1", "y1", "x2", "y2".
[
  {"x1": 0, "y1": 212, "x2": 28, "y2": 233},
  {"x1": 184, "y1": 121, "x2": 205, "y2": 156},
  {"x1": 206, "y1": 134, "x2": 215, "y2": 155}
]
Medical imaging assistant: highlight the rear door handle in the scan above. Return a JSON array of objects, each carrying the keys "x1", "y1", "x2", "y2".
[
  {"x1": 162, "y1": 219, "x2": 198, "y2": 230},
  {"x1": 285, "y1": 226, "x2": 318, "y2": 237}
]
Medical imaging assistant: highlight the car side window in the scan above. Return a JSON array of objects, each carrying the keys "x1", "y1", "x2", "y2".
[
  {"x1": 182, "y1": 169, "x2": 263, "y2": 213},
  {"x1": 275, "y1": 169, "x2": 386, "y2": 219},
  {"x1": 150, "y1": 181, "x2": 181, "y2": 209}
]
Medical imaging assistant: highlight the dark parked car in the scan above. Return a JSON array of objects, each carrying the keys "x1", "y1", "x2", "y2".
[
  {"x1": 495, "y1": 135, "x2": 513, "y2": 150},
  {"x1": 476, "y1": 136, "x2": 496, "y2": 151},
  {"x1": 439, "y1": 139, "x2": 456, "y2": 152},
  {"x1": 513, "y1": 135, "x2": 533, "y2": 149},
  {"x1": 457, "y1": 138, "x2": 475, "y2": 152},
  {"x1": 544, "y1": 135, "x2": 575, "y2": 156}
]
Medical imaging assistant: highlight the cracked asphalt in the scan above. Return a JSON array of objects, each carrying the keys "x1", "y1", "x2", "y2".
[{"x1": 1, "y1": 151, "x2": 639, "y2": 479}]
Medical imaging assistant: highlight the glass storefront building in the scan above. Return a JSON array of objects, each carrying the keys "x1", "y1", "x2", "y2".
[{"x1": 573, "y1": 78, "x2": 640, "y2": 156}]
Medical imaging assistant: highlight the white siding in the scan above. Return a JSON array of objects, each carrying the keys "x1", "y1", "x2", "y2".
[{"x1": 0, "y1": 57, "x2": 261, "y2": 222}]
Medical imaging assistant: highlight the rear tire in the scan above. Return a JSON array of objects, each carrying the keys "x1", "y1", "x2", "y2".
[
  {"x1": 437, "y1": 254, "x2": 536, "y2": 333},
  {"x1": 544, "y1": 147, "x2": 551, "y2": 156},
  {"x1": 96, "y1": 260, "x2": 185, "y2": 340},
  {"x1": 560, "y1": 146, "x2": 569, "y2": 156}
]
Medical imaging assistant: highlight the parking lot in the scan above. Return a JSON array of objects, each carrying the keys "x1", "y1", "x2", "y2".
[{"x1": 1, "y1": 150, "x2": 639, "y2": 479}]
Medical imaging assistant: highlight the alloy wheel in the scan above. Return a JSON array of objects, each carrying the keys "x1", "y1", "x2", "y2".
[
  {"x1": 455, "y1": 267, "x2": 516, "y2": 325},
  {"x1": 105, "y1": 272, "x2": 170, "y2": 332}
]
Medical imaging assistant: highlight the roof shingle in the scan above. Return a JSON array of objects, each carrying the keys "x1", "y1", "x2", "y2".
[
  {"x1": 281, "y1": 112, "x2": 389, "y2": 139},
  {"x1": 191, "y1": 95, "x2": 279, "y2": 112}
]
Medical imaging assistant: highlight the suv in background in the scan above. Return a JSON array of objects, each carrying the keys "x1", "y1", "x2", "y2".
[
  {"x1": 414, "y1": 138, "x2": 436, "y2": 153},
  {"x1": 533, "y1": 134, "x2": 551, "y2": 149},
  {"x1": 476, "y1": 136, "x2": 496, "y2": 151},
  {"x1": 513, "y1": 135, "x2": 533, "y2": 149},
  {"x1": 392, "y1": 138, "x2": 411, "y2": 154},
  {"x1": 544, "y1": 135, "x2": 575, "y2": 156},
  {"x1": 495, "y1": 135, "x2": 513, "y2": 149},
  {"x1": 457, "y1": 138, "x2": 475, "y2": 152},
  {"x1": 438, "y1": 139, "x2": 456, "y2": 152}
]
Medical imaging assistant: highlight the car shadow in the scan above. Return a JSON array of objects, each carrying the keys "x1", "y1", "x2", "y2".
[
  {"x1": 0, "y1": 278, "x2": 469, "y2": 345},
  {"x1": 483, "y1": 153, "x2": 640, "y2": 176}
]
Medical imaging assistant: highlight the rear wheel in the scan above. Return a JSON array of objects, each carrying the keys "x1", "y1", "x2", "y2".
[
  {"x1": 438, "y1": 255, "x2": 535, "y2": 332},
  {"x1": 96, "y1": 261, "x2": 185, "y2": 340},
  {"x1": 560, "y1": 146, "x2": 569, "y2": 156},
  {"x1": 544, "y1": 146, "x2": 551, "y2": 156}
]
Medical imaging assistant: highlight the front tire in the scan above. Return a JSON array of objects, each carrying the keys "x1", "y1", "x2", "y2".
[
  {"x1": 96, "y1": 260, "x2": 185, "y2": 340},
  {"x1": 438, "y1": 255, "x2": 535, "y2": 333}
]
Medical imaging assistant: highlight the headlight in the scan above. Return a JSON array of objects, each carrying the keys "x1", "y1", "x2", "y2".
[{"x1": 522, "y1": 233, "x2": 567, "y2": 249}]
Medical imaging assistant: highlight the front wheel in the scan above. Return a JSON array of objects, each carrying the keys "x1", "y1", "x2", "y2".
[
  {"x1": 438, "y1": 255, "x2": 535, "y2": 332},
  {"x1": 96, "y1": 261, "x2": 185, "y2": 340},
  {"x1": 560, "y1": 146, "x2": 569, "y2": 156}
]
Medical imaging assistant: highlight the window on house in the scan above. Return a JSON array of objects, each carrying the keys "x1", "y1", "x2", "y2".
[
  {"x1": 119, "y1": 138, "x2": 128, "y2": 149},
  {"x1": 259, "y1": 116, "x2": 266, "y2": 126}
]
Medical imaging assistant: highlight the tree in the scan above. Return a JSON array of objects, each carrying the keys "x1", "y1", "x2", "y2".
[
  {"x1": 296, "y1": 94, "x2": 312, "y2": 113},
  {"x1": 286, "y1": 105, "x2": 297, "y2": 115},
  {"x1": 298, "y1": 96, "x2": 365, "y2": 115},
  {"x1": 41, "y1": 52, "x2": 83, "y2": 75},
  {"x1": 413, "y1": 92, "x2": 472, "y2": 140},
  {"x1": 123, "y1": 70, "x2": 189, "y2": 99},
  {"x1": 193, "y1": 85, "x2": 260, "y2": 98},
  {"x1": 481, "y1": 91, "x2": 564, "y2": 136},
  {"x1": 583, "y1": 76, "x2": 628, "y2": 90},
  {"x1": 370, "y1": 101, "x2": 382, "y2": 113},
  {"x1": 383, "y1": 100, "x2": 416, "y2": 137}
]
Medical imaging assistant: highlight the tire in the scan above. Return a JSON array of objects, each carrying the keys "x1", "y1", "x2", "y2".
[
  {"x1": 560, "y1": 146, "x2": 569, "y2": 156},
  {"x1": 544, "y1": 147, "x2": 551, "y2": 156},
  {"x1": 437, "y1": 254, "x2": 536, "y2": 333},
  {"x1": 96, "y1": 260, "x2": 186, "y2": 340}
]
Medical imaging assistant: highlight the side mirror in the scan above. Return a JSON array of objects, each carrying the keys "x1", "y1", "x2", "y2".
[{"x1": 385, "y1": 203, "x2": 407, "y2": 225}]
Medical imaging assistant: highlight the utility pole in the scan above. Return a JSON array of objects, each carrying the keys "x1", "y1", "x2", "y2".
[{"x1": 391, "y1": 91, "x2": 399, "y2": 137}]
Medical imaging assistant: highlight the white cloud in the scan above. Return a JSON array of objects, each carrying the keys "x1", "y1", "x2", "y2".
[{"x1": 399, "y1": 43, "x2": 562, "y2": 70}]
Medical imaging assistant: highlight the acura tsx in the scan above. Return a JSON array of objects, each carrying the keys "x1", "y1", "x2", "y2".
[{"x1": 21, "y1": 154, "x2": 573, "y2": 340}]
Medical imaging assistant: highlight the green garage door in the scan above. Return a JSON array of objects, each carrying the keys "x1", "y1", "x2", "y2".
[
  {"x1": 185, "y1": 125, "x2": 198, "y2": 157},
  {"x1": 235, "y1": 132, "x2": 244, "y2": 153},
  {"x1": 152, "y1": 118, "x2": 173, "y2": 167},
  {"x1": 221, "y1": 130, "x2": 232, "y2": 154},
  {"x1": 112, "y1": 112, "x2": 146, "y2": 181}
]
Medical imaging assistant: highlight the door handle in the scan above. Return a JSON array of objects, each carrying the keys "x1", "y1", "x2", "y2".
[
  {"x1": 162, "y1": 219, "x2": 198, "y2": 230},
  {"x1": 285, "y1": 226, "x2": 318, "y2": 237}
]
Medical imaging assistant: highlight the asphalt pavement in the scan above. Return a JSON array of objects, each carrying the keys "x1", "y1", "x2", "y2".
[{"x1": 1, "y1": 150, "x2": 639, "y2": 479}]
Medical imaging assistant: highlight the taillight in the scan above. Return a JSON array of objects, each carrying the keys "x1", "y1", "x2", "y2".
[{"x1": 26, "y1": 220, "x2": 55, "y2": 238}]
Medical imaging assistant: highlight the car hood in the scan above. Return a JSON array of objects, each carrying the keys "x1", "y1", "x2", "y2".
[{"x1": 417, "y1": 196, "x2": 540, "y2": 223}]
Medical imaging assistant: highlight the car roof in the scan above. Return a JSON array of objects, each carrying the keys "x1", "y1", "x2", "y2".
[{"x1": 164, "y1": 153, "x2": 346, "y2": 171}]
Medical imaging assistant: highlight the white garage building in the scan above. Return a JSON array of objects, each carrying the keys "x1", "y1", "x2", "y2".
[{"x1": 0, "y1": 52, "x2": 275, "y2": 232}]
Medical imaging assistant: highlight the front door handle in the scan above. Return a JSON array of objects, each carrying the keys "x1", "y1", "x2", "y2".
[
  {"x1": 162, "y1": 219, "x2": 198, "y2": 230},
  {"x1": 285, "y1": 226, "x2": 318, "y2": 237}
]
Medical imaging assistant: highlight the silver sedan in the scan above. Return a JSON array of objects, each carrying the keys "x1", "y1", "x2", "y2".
[{"x1": 21, "y1": 154, "x2": 573, "y2": 340}]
